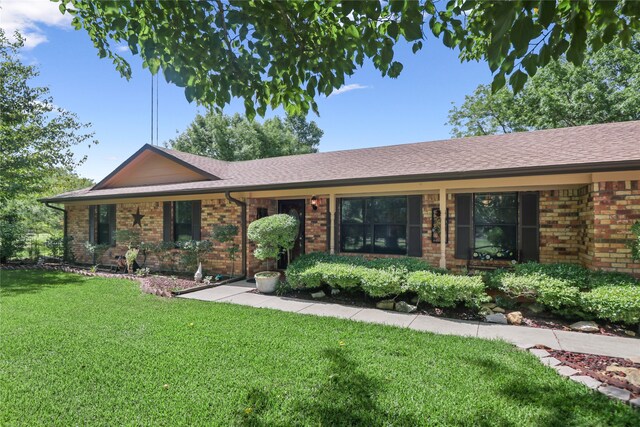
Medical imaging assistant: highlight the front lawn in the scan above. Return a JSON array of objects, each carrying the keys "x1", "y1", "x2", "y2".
[{"x1": 1, "y1": 271, "x2": 638, "y2": 426}]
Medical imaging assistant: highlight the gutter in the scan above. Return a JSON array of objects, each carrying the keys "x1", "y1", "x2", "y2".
[
  {"x1": 224, "y1": 191, "x2": 247, "y2": 278},
  {"x1": 44, "y1": 202, "x2": 68, "y2": 262}
]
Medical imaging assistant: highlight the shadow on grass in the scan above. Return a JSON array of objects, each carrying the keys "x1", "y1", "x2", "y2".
[
  {"x1": 0, "y1": 270, "x2": 88, "y2": 297},
  {"x1": 237, "y1": 347, "x2": 420, "y2": 426},
  {"x1": 461, "y1": 353, "x2": 639, "y2": 427}
]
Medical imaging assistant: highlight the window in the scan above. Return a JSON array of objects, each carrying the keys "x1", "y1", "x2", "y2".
[
  {"x1": 173, "y1": 201, "x2": 194, "y2": 242},
  {"x1": 473, "y1": 193, "x2": 517, "y2": 260},
  {"x1": 256, "y1": 207, "x2": 268, "y2": 219},
  {"x1": 340, "y1": 196, "x2": 407, "y2": 255},
  {"x1": 96, "y1": 205, "x2": 114, "y2": 245}
]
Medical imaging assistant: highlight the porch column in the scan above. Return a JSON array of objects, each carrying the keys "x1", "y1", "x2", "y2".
[
  {"x1": 439, "y1": 188, "x2": 447, "y2": 269},
  {"x1": 329, "y1": 193, "x2": 336, "y2": 254}
]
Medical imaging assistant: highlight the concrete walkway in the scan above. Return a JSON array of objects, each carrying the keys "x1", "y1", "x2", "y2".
[{"x1": 178, "y1": 283, "x2": 640, "y2": 360}]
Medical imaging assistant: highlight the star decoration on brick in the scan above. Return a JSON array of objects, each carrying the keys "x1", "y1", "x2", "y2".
[{"x1": 132, "y1": 207, "x2": 145, "y2": 227}]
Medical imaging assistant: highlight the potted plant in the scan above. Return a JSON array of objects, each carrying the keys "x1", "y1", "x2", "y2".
[{"x1": 247, "y1": 214, "x2": 298, "y2": 293}]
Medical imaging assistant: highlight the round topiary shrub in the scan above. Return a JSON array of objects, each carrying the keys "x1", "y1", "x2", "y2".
[{"x1": 247, "y1": 214, "x2": 299, "y2": 270}]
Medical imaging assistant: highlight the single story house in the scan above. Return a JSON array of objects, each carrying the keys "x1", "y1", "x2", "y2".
[{"x1": 42, "y1": 120, "x2": 640, "y2": 277}]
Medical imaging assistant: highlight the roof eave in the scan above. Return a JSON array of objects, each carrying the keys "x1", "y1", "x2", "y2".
[{"x1": 40, "y1": 159, "x2": 640, "y2": 203}]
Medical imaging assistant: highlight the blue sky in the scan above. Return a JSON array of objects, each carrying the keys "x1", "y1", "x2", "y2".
[{"x1": 2, "y1": 0, "x2": 492, "y2": 182}]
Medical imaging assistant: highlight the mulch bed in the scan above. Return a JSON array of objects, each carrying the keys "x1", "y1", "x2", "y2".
[
  {"x1": 1, "y1": 263, "x2": 204, "y2": 298},
  {"x1": 538, "y1": 346, "x2": 640, "y2": 399},
  {"x1": 282, "y1": 286, "x2": 639, "y2": 338}
]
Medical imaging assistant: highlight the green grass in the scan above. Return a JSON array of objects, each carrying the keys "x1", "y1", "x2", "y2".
[{"x1": 1, "y1": 271, "x2": 638, "y2": 426}]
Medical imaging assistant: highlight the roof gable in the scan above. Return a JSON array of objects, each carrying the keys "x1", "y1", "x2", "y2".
[{"x1": 93, "y1": 145, "x2": 220, "y2": 190}]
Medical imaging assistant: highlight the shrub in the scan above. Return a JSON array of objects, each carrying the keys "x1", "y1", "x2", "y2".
[
  {"x1": 0, "y1": 211, "x2": 26, "y2": 263},
  {"x1": 499, "y1": 272, "x2": 580, "y2": 311},
  {"x1": 587, "y1": 270, "x2": 638, "y2": 288},
  {"x1": 513, "y1": 262, "x2": 590, "y2": 289},
  {"x1": 408, "y1": 271, "x2": 487, "y2": 308},
  {"x1": 212, "y1": 224, "x2": 240, "y2": 276},
  {"x1": 247, "y1": 214, "x2": 298, "y2": 269},
  {"x1": 498, "y1": 272, "x2": 542, "y2": 298},
  {"x1": 178, "y1": 240, "x2": 213, "y2": 272},
  {"x1": 629, "y1": 221, "x2": 640, "y2": 261},
  {"x1": 482, "y1": 269, "x2": 508, "y2": 290},
  {"x1": 367, "y1": 257, "x2": 446, "y2": 274},
  {"x1": 581, "y1": 285, "x2": 640, "y2": 325}
]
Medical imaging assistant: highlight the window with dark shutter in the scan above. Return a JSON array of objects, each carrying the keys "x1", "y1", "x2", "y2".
[
  {"x1": 455, "y1": 194, "x2": 472, "y2": 259},
  {"x1": 340, "y1": 196, "x2": 408, "y2": 255},
  {"x1": 519, "y1": 192, "x2": 539, "y2": 262},
  {"x1": 191, "y1": 200, "x2": 201, "y2": 241},
  {"x1": 88, "y1": 205, "x2": 96, "y2": 244},
  {"x1": 407, "y1": 195, "x2": 422, "y2": 257},
  {"x1": 163, "y1": 202, "x2": 172, "y2": 242},
  {"x1": 96, "y1": 205, "x2": 115, "y2": 245},
  {"x1": 473, "y1": 193, "x2": 518, "y2": 260},
  {"x1": 108, "y1": 204, "x2": 116, "y2": 245}
]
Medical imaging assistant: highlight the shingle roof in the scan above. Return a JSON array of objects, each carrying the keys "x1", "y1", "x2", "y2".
[{"x1": 44, "y1": 120, "x2": 640, "y2": 202}]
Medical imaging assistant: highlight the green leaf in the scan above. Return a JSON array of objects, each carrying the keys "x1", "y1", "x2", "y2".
[
  {"x1": 537, "y1": 0, "x2": 555, "y2": 27},
  {"x1": 387, "y1": 22, "x2": 399, "y2": 39},
  {"x1": 412, "y1": 40, "x2": 423, "y2": 53},
  {"x1": 491, "y1": 71, "x2": 506, "y2": 93},
  {"x1": 509, "y1": 69, "x2": 527, "y2": 94}
]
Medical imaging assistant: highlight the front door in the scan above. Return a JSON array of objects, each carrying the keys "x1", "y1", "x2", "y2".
[{"x1": 277, "y1": 199, "x2": 305, "y2": 269}]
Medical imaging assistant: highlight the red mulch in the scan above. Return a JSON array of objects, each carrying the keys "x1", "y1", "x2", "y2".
[{"x1": 538, "y1": 346, "x2": 640, "y2": 398}]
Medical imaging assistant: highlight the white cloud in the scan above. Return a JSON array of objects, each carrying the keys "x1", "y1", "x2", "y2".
[
  {"x1": 114, "y1": 43, "x2": 129, "y2": 53},
  {"x1": 329, "y1": 83, "x2": 369, "y2": 97},
  {"x1": 0, "y1": 0, "x2": 71, "y2": 49}
]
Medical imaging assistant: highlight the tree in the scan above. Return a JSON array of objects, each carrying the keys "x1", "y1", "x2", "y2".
[
  {"x1": 0, "y1": 30, "x2": 96, "y2": 202},
  {"x1": 447, "y1": 37, "x2": 640, "y2": 137},
  {"x1": 57, "y1": 1, "x2": 640, "y2": 117},
  {"x1": 166, "y1": 112, "x2": 322, "y2": 161}
]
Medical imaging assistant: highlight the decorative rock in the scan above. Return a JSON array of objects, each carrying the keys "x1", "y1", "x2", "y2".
[
  {"x1": 506, "y1": 311, "x2": 523, "y2": 325},
  {"x1": 629, "y1": 397, "x2": 640, "y2": 408},
  {"x1": 331, "y1": 288, "x2": 340, "y2": 296},
  {"x1": 570, "y1": 375, "x2": 602, "y2": 390},
  {"x1": 528, "y1": 303, "x2": 545, "y2": 314},
  {"x1": 482, "y1": 303, "x2": 497, "y2": 309},
  {"x1": 540, "y1": 357, "x2": 561, "y2": 367},
  {"x1": 554, "y1": 365, "x2": 578, "y2": 377},
  {"x1": 479, "y1": 307, "x2": 493, "y2": 316},
  {"x1": 624, "y1": 329, "x2": 636, "y2": 337},
  {"x1": 394, "y1": 301, "x2": 417, "y2": 313},
  {"x1": 485, "y1": 313, "x2": 508, "y2": 324},
  {"x1": 376, "y1": 300, "x2": 395, "y2": 310},
  {"x1": 492, "y1": 306, "x2": 505, "y2": 313},
  {"x1": 311, "y1": 291, "x2": 326, "y2": 299},
  {"x1": 529, "y1": 348, "x2": 550, "y2": 358},
  {"x1": 570, "y1": 321, "x2": 600, "y2": 333},
  {"x1": 598, "y1": 385, "x2": 631, "y2": 401}
]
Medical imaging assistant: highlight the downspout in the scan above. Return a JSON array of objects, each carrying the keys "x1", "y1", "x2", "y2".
[
  {"x1": 45, "y1": 202, "x2": 68, "y2": 263},
  {"x1": 224, "y1": 191, "x2": 247, "y2": 278}
]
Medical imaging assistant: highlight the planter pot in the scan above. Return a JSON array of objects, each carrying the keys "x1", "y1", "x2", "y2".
[{"x1": 254, "y1": 271, "x2": 280, "y2": 293}]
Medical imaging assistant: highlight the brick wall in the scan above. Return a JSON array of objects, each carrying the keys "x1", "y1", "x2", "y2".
[
  {"x1": 65, "y1": 181, "x2": 640, "y2": 277},
  {"x1": 304, "y1": 195, "x2": 328, "y2": 254},
  {"x1": 539, "y1": 188, "x2": 584, "y2": 264},
  {"x1": 590, "y1": 180, "x2": 640, "y2": 275},
  {"x1": 66, "y1": 198, "x2": 243, "y2": 275}
]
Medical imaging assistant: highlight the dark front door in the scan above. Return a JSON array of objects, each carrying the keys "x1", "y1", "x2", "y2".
[{"x1": 277, "y1": 199, "x2": 305, "y2": 269}]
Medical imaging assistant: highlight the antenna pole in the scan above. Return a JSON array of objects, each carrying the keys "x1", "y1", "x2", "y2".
[
  {"x1": 151, "y1": 73, "x2": 154, "y2": 145},
  {"x1": 156, "y1": 73, "x2": 159, "y2": 145}
]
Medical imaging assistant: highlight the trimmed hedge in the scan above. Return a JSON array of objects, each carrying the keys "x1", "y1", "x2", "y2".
[
  {"x1": 286, "y1": 253, "x2": 484, "y2": 304},
  {"x1": 491, "y1": 262, "x2": 639, "y2": 325},
  {"x1": 407, "y1": 271, "x2": 487, "y2": 308},
  {"x1": 581, "y1": 285, "x2": 640, "y2": 325}
]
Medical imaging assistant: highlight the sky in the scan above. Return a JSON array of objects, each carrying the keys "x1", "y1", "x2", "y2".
[{"x1": 1, "y1": 0, "x2": 493, "y2": 182}]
